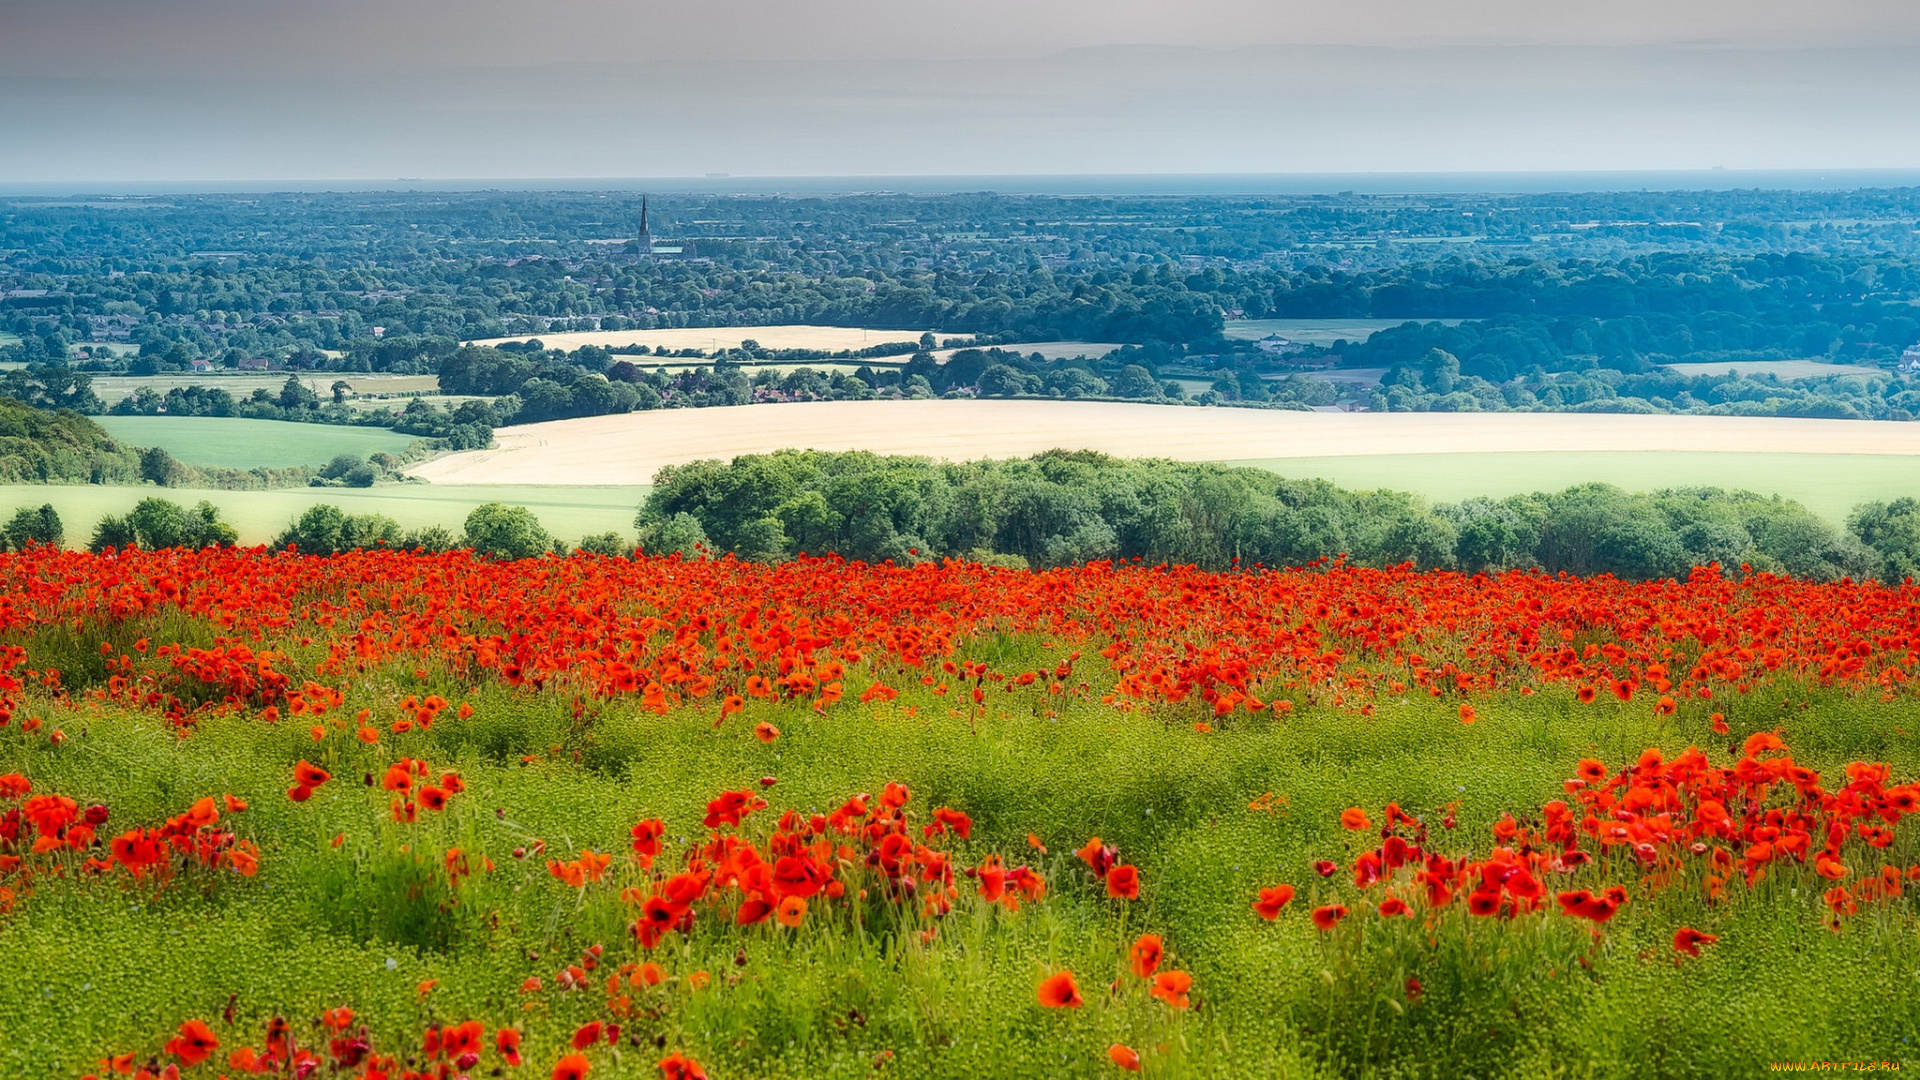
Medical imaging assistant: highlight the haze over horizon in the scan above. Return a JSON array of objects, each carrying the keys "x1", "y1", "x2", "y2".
[{"x1": 4, "y1": 0, "x2": 1919, "y2": 183}]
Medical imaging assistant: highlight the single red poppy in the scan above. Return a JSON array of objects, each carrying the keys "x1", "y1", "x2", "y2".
[
  {"x1": 1150, "y1": 969, "x2": 1192, "y2": 1009},
  {"x1": 1128, "y1": 933, "x2": 1162, "y2": 978},
  {"x1": 1037, "y1": 970, "x2": 1083, "y2": 1008},
  {"x1": 1252, "y1": 883, "x2": 1295, "y2": 920}
]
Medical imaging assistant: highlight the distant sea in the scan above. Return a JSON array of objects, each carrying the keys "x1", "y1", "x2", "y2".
[{"x1": 5, "y1": 171, "x2": 1920, "y2": 199}]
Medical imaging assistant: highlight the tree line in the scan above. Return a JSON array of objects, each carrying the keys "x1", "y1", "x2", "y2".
[
  {"x1": 634, "y1": 450, "x2": 1891, "y2": 581},
  {"x1": 16, "y1": 450, "x2": 1920, "y2": 584}
]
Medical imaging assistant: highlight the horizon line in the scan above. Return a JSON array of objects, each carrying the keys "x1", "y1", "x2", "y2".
[{"x1": 8, "y1": 168, "x2": 1920, "y2": 199}]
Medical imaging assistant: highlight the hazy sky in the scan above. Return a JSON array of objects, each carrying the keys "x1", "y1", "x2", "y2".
[{"x1": 4, "y1": 0, "x2": 1919, "y2": 182}]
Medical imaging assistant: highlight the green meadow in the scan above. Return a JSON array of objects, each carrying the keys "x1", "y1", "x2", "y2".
[
  {"x1": 1232, "y1": 451, "x2": 1920, "y2": 527},
  {"x1": 93, "y1": 417, "x2": 420, "y2": 470}
]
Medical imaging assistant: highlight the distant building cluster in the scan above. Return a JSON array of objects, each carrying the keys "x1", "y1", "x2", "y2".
[{"x1": 1901, "y1": 344, "x2": 1920, "y2": 373}]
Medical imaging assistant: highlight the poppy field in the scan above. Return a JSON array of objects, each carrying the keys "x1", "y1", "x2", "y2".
[{"x1": 0, "y1": 546, "x2": 1916, "y2": 1079}]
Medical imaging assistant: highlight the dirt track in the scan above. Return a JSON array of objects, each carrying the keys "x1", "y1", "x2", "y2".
[{"x1": 404, "y1": 400, "x2": 1920, "y2": 486}]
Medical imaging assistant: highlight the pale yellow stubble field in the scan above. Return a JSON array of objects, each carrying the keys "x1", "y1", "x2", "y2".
[{"x1": 404, "y1": 398, "x2": 1920, "y2": 487}]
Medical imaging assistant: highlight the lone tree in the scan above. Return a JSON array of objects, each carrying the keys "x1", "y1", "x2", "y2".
[
  {"x1": 4, "y1": 504, "x2": 63, "y2": 550},
  {"x1": 461, "y1": 503, "x2": 554, "y2": 560}
]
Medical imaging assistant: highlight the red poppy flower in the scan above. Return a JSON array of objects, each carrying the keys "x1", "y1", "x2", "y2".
[
  {"x1": 1108, "y1": 1043, "x2": 1142, "y2": 1071},
  {"x1": 1150, "y1": 969, "x2": 1192, "y2": 1009},
  {"x1": 1673, "y1": 926, "x2": 1719, "y2": 957},
  {"x1": 776, "y1": 895, "x2": 807, "y2": 928},
  {"x1": 1339, "y1": 807, "x2": 1372, "y2": 831},
  {"x1": 552, "y1": 1053, "x2": 590, "y2": 1080},
  {"x1": 1378, "y1": 896, "x2": 1411, "y2": 917},
  {"x1": 166, "y1": 1019, "x2": 219, "y2": 1066},
  {"x1": 1105, "y1": 864, "x2": 1140, "y2": 901},
  {"x1": 630, "y1": 818, "x2": 665, "y2": 866},
  {"x1": 1311, "y1": 904, "x2": 1348, "y2": 930},
  {"x1": 1076, "y1": 836, "x2": 1116, "y2": 876},
  {"x1": 495, "y1": 1028, "x2": 523, "y2": 1066},
  {"x1": 1128, "y1": 933, "x2": 1163, "y2": 978},
  {"x1": 571, "y1": 1021, "x2": 604, "y2": 1050},
  {"x1": 659, "y1": 1052, "x2": 709, "y2": 1080},
  {"x1": 1252, "y1": 883, "x2": 1295, "y2": 920},
  {"x1": 1037, "y1": 970, "x2": 1083, "y2": 1008},
  {"x1": 418, "y1": 785, "x2": 449, "y2": 811}
]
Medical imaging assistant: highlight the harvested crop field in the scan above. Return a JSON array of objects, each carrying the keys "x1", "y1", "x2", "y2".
[
  {"x1": 405, "y1": 399, "x2": 1920, "y2": 487},
  {"x1": 467, "y1": 325, "x2": 944, "y2": 354}
]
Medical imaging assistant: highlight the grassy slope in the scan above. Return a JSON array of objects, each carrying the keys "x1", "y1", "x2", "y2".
[
  {"x1": 0, "y1": 643, "x2": 1912, "y2": 1079},
  {"x1": 1231, "y1": 451, "x2": 1920, "y2": 527},
  {"x1": 0, "y1": 484, "x2": 648, "y2": 545},
  {"x1": 91, "y1": 416, "x2": 417, "y2": 470}
]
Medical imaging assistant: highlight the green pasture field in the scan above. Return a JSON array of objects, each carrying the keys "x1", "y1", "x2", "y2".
[
  {"x1": 0, "y1": 331, "x2": 21, "y2": 346},
  {"x1": 1222, "y1": 319, "x2": 1464, "y2": 345},
  {"x1": 88, "y1": 373, "x2": 442, "y2": 405},
  {"x1": 0, "y1": 483, "x2": 647, "y2": 546},
  {"x1": 92, "y1": 416, "x2": 419, "y2": 470},
  {"x1": 0, "y1": 644, "x2": 1911, "y2": 1078},
  {"x1": 1233, "y1": 451, "x2": 1920, "y2": 526}
]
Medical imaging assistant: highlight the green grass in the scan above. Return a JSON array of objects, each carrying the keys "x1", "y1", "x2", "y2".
[
  {"x1": 1230, "y1": 451, "x2": 1920, "y2": 526},
  {"x1": 92, "y1": 416, "x2": 420, "y2": 470},
  {"x1": 0, "y1": 483, "x2": 648, "y2": 545},
  {"x1": 0, "y1": 648, "x2": 1912, "y2": 1079},
  {"x1": 0, "y1": 331, "x2": 20, "y2": 347},
  {"x1": 1221, "y1": 319, "x2": 1463, "y2": 345}
]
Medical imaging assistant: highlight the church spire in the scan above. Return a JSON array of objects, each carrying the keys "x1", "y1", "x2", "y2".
[{"x1": 638, "y1": 196, "x2": 653, "y2": 255}]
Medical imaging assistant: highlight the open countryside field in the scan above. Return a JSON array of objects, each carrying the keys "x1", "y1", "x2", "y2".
[
  {"x1": 1225, "y1": 451, "x2": 1920, "y2": 526},
  {"x1": 93, "y1": 417, "x2": 419, "y2": 470},
  {"x1": 0, "y1": 483, "x2": 646, "y2": 547},
  {"x1": 1662, "y1": 360, "x2": 1887, "y2": 380},
  {"x1": 1222, "y1": 318, "x2": 1464, "y2": 345},
  {"x1": 469, "y1": 325, "x2": 948, "y2": 354},
  {"x1": 88, "y1": 372, "x2": 441, "y2": 406},
  {"x1": 406, "y1": 399, "x2": 1920, "y2": 496}
]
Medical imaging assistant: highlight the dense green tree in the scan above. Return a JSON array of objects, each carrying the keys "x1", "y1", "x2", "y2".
[
  {"x1": 4, "y1": 504, "x2": 63, "y2": 550},
  {"x1": 461, "y1": 502, "x2": 555, "y2": 560}
]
